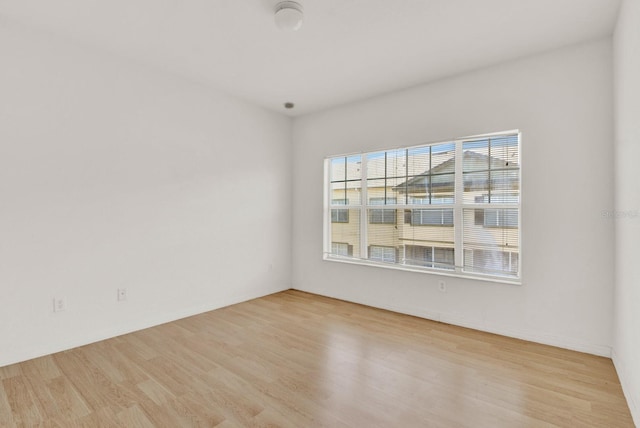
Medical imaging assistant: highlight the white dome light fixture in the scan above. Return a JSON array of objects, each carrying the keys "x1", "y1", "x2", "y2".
[{"x1": 274, "y1": 1, "x2": 304, "y2": 31}]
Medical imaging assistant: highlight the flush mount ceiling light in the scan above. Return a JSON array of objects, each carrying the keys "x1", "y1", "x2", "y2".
[{"x1": 274, "y1": 1, "x2": 303, "y2": 31}]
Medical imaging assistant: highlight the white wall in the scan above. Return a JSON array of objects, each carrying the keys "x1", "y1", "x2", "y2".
[
  {"x1": 613, "y1": 0, "x2": 640, "y2": 424},
  {"x1": 292, "y1": 39, "x2": 614, "y2": 356},
  {"x1": 0, "y1": 22, "x2": 292, "y2": 367}
]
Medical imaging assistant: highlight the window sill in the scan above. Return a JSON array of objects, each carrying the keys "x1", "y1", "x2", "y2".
[{"x1": 323, "y1": 254, "x2": 522, "y2": 285}]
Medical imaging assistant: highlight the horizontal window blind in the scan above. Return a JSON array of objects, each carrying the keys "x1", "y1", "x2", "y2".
[{"x1": 461, "y1": 134, "x2": 520, "y2": 277}]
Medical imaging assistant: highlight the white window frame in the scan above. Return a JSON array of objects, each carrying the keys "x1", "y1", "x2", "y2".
[{"x1": 323, "y1": 130, "x2": 521, "y2": 284}]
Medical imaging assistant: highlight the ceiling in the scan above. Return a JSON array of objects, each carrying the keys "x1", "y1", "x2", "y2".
[{"x1": 0, "y1": 0, "x2": 621, "y2": 116}]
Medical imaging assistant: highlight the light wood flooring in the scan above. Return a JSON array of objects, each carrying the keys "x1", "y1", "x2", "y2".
[{"x1": 0, "y1": 290, "x2": 634, "y2": 427}]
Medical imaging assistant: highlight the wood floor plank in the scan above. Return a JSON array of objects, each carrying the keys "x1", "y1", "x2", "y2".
[
  {"x1": 20, "y1": 355, "x2": 62, "y2": 381},
  {"x1": 0, "y1": 364, "x2": 22, "y2": 381},
  {"x1": 76, "y1": 406, "x2": 124, "y2": 428},
  {"x1": 117, "y1": 404, "x2": 156, "y2": 428},
  {"x1": 0, "y1": 381, "x2": 18, "y2": 428},
  {"x1": 0, "y1": 290, "x2": 634, "y2": 427},
  {"x1": 2, "y1": 375, "x2": 43, "y2": 426},
  {"x1": 54, "y1": 349, "x2": 138, "y2": 413},
  {"x1": 46, "y1": 376, "x2": 92, "y2": 420}
]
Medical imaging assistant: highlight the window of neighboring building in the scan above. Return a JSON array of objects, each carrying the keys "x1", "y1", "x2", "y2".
[
  {"x1": 405, "y1": 245, "x2": 454, "y2": 269},
  {"x1": 331, "y1": 242, "x2": 352, "y2": 257},
  {"x1": 369, "y1": 197, "x2": 397, "y2": 224},
  {"x1": 324, "y1": 131, "x2": 521, "y2": 281},
  {"x1": 369, "y1": 246, "x2": 396, "y2": 262},
  {"x1": 331, "y1": 209, "x2": 349, "y2": 223},
  {"x1": 410, "y1": 208, "x2": 454, "y2": 226},
  {"x1": 474, "y1": 194, "x2": 519, "y2": 227},
  {"x1": 464, "y1": 249, "x2": 519, "y2": 276},
  {"x1": 409, "y1": 195, "x2": 455, "y2": 205},
  {"x1": 331, "y1": 199, "x2": 349, "y2": 223},
  {"x1": 483, "y1": 209, "x2": 518, "y2": 228}
]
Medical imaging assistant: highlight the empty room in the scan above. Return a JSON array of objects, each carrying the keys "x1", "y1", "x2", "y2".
[{"x1": 1, "y1": 0, "x2": 638, "y2": 426}]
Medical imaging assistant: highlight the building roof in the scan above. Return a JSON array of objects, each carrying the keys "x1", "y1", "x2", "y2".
[{"x1": 395, "y1": 151, "x2": 519, "y2": 194}]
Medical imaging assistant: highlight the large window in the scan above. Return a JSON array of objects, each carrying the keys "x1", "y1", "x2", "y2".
[{"x1": 324, "y1": 131, "x2": 521, "y2": 281}]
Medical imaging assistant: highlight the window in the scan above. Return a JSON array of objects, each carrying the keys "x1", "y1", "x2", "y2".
[
  {"x1": 325, "y1": 131, "x2": 521, "y2": 281},
  {"x1": 331, "y1": 199, "x2": 349, "y2": 223},
  {"x1": 369, "y1": 197, "x2": 396, "y2": 224},
  {"x1": 331, "y1": 242, "x2": 352, "y2": 257},
  {"x1": 461, "y1": 134, "x2": 520, "y2": 278},
  {"x1": 410, "y1": 208, "x2": 454, "y2": 226},
  {"x1": 331, "y1": 210, "x2": 349, "y2": 223},
  {"x1": 464, "y1": 249, "x2": 519, "y2": 276},
  {"x1": 369, "y1": 246, "x2": 396, "y2": 262},
  {"x1": 474, "y1": 194, "x2": 518, "y2": 227},
  {"x1": 405, "y1": 245, "x2": 454, "y2": 269},
  {"x1": 483, "y1": 209, "x2": 518, "y2": 228}
]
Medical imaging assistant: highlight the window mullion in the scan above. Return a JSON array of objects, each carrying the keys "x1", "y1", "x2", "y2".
[
  {"x1": 360, "y1": 155, "x2": 368, "y2": 260},
  {"x1": 454, "y1": 139, "x2": 464, "y2": 273},
  {"x1": 428, "y1": 146, "x2": 432, "y2": 204},
  {"x1": 323, "y1": 159, "x2": 331, "y2": 256},
  {"x1": 405, "y1": 149, "x2": 409, "y2": 205}
]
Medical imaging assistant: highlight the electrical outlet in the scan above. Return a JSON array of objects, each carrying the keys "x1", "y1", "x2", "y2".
[
  {"x1": 53, "y1": 297, "x2": 67, "y2": 312},
  {"x1": 438, "y1": 280, "x2": 447, "y2": 293},
  {"x1": 117, "y1": 288, "x2": 127, "y2": 301}
]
